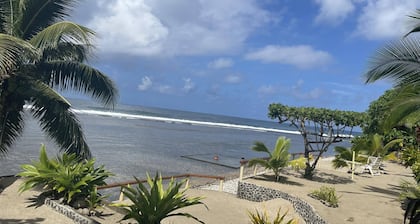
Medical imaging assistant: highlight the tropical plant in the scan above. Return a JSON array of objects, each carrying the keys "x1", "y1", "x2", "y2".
[
  {"x1": 18, "y1": 144, "x2": 112, "y2": 205},
  {"x1": 268, "y1": 103, "x2": 364, "y2": 178},
  {"x1": 332, "y1": 146, "x2": 366, "y2": 169},
  {"x1": 0, "y1": 0, "x2": 118, "y2": 159},
  {"x1": 400, "y1": 181, "x2": 420, "y2": 224},
  {"x1": 309, "y1": 186, "x2": 340, "y2": 208},
  {"x1": 114, "y1": 173, "x2": 206, "y2": 224},
  {"x1": 248, "y1": 137, "x2": 291, "y2": 181},
  {"x1": 248, "y1": 208, "x2": 298, "y2": 224},
  {"x1": 85, "y1": 187, "x2": 109, "y2": 216},
  {"x1": 364, "y1": 9, "x2": 420, "y2": 223},
  {"x1": 288, "y1": 156, "x2": 307, "y2": 172}
]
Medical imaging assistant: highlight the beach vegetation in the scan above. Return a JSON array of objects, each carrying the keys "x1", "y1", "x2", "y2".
[
  {"x1": 248, "y1": 208, "x2": 298, "y2": 224},
  {"x1": 364, "y1": 9, "x2": 420, "y2": 223},
  {"x1": 288, "y1": 156, "x2": 308, "y2": 171},
  {"x1": 400, "y1": 181, "x2": 420, "y2": 224},
  {"x1": 0, "y1": 0, "x2": 118, "y2": 159},
  {"x1": 18, "y1": 144, "x2": 112, "y2": 206},
  {"x1": 113, "y1": 173, "x2": 206, "y2": 224},
  {"x1": 268, "y1": 104, "x2": 364, "y2": 179},
  {"x1": 248, "y1": 137, "x2": 291, "y2": 181},
  {"x1": 309, "y1": 186, "x2": 340, "y2": 208}
]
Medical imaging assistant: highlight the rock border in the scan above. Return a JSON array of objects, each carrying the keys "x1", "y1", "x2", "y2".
[
  {"x1": 44, "y1": 198, "x2": 99, "y2": 224},
  {"x1": 237, "y1": 181, "x2": 327, "y2": 224}
]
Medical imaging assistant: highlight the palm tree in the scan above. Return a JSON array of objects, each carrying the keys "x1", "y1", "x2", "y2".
[
  {"x1": 0, "y1": 0, "x2": 118, "y2": 158},
  {"x1": 248, "y1": 136, "x2": 291, "y2": 181},
  {"x1": 364, "y1": 10, "x2": 420, "y2": 129}
]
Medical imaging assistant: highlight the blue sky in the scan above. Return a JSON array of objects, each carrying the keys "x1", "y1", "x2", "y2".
[{"x1": 70, "y1": 0, "x2": 420, "y2": 120}]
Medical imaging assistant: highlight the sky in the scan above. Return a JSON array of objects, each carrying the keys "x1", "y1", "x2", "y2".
[{"x1": 69, "y1": 0, "x2": 420, "y2": 120}]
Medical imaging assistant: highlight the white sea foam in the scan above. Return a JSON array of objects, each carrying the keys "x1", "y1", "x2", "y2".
[{"x1": 71, "y1": 109, "x2": 301, "y2": 135}]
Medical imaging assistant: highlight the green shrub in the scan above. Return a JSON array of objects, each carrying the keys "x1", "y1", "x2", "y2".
[
  {"x1": 288, "y1": 156, "x2": 306, "y2": 171},
  {"x1": 248, "y1": 208, "x2": 298, "y2": 224},
  {"x1": 309, "y1": 186, "x2": 340, "y2": 207},
  {"x1": 113, "y1": 173, "x2": 206, "y2": 224},
  {"x1": 18, "y1": 144, "x2": 112, "y2": 206}
]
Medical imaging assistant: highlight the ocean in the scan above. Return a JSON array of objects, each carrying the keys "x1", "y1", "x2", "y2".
[{"x1": 0, "y1": 99, "x2": 351, "y2": 184}]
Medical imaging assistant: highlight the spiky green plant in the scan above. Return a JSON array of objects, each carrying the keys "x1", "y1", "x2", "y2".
[
  {"x1": 249, "y1": 137, "x2": 291, "y2": 181},
  {"x1": 248, "y1": 208, "x2": 298, "y2": 224},
  {"x1": 116, "y1": 173, "x2": 206, "y2": 224},
  {"x1": 18, "y1": 144, "x2": 112, "y2": 205}
]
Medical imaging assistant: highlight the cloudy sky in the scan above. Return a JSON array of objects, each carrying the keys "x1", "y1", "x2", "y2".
[{"x1": 70, "y1": 0, "x2": 420, "y2": 120}]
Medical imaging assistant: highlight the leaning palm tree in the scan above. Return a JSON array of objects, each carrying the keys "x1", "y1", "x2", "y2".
[
  {"x1": 0, "y1": 0, "x2": 118, "y2": 158},
  {"x1": 248, "y1": 137, "x2": 291, "y2": 181}
]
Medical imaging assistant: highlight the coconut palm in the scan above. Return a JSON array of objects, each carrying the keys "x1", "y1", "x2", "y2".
[
  {"x1": 364, "y1": 10, "x2": 420, "y2": 129},
  {"x1": 0, "y1": 0, "x2": 118, "y2": 158},
  {"x1": 248, "y1": 137, "x2": 291, "y2": 181}
]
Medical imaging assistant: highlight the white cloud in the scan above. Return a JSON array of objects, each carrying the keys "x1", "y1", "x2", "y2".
[
  {"x1": 208, "y1": 58, "x2": 234, "y2": 69},
  {"x1": 183, "y1": 78, "x2": 196, "y2": 93},
  {"x1": 224, "y1": 74, "x2": 242, "y2": 84},
  {"x1": 314, "y1": 0, "x2": 355, "y2": 25},
  {"x1": 355, "y1": 0, "x2": 420, "y2": 40},
  {"x1": 245, "y1": 45, "x2": 332, "y2": 69},
  {"x1": 138, "y1": 76, "x2": 152, "y2": 91},
  {"x1": 86, "y1": 0, "x2": 271, "y2": 56},
  {"x1": 88, "y1": 0, "x2": 168, "y2": 55}
]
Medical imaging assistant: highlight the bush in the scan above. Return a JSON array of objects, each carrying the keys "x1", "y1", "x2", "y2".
[
  {"x1": 248, "y1": 208, "x2": 298, "y2": 224},
  {"x1": 18, "y1": 144, "x2": 112, "y2": 207},
  {"x1": 309, "y1": 186, "x2": 340, "y2": 207},
  {"x1": 113, "y1": 173, "x2": 206, "y2": 224}
]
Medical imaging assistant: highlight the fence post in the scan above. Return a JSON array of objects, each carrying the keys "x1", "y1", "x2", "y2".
[
  {"x1": 219, "y1": 179, "x2": 224, "y2": 191},
  {"x1": 239, "y1": 158, "x2": 246, "y2": 181},
  {"x1": 185, "y1": 178, "x2": 190, "y2": 190},
  {"x1": 119, "y1": 186, "x2": 124, "y2": 202}
]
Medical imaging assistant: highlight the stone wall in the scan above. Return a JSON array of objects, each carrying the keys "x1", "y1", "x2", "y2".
[
  {"x1": 237, "y1": 181, "x2": 327, "y2": 224},
  {"x1": 44, "y1": 198, "x2": 99, "y2": 224}
]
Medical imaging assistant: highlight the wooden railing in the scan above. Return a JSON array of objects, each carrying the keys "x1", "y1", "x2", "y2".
[{"x1": 97, "y1": 173, "x2": 225, "y2": 202}]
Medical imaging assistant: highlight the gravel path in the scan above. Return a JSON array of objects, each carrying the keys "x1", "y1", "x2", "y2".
[{"x1": 198, "y1": 171, "x2": 267, "y2": 194}]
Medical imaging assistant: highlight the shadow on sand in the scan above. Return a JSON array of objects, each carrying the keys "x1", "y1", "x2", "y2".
[
  {"x1": 282, "y1": 170, "x2": 354, "y2": 184},
  {"x1": 251, "y1": 174, "x2": 304, "y2": 186}
]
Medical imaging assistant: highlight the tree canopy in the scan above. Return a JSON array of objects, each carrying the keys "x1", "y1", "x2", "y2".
[{"x1": 268, "y1": 103, "x2": 364, "y2": 178}]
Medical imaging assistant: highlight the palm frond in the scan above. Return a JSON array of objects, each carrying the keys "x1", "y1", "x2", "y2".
[
  {"x1": 365, "y1": 38, "x2": 420, "y2": 87},
  {"x1": 39, "y1": 61, "x2": 118, "y2": 107},
  {"x1": 405, "y1": 9, "x2": 420, "y2": 37},
  {"x1": 248, "y1": 158, "x2": 269, "y2": 169},
  {"x1": 252, "y1": 141, "x2": 271, "y2": 155},
  {"x1": 27, "y1": 80, "x2": 90, "y2": 158},
  {"x1": 29, "y1": 21, "x2": 95, "y2": 51},
  {"x1": 381, "y1": 86, "x2": 420, "y2": 129},
  {"x1": 0, "y1": 33, "x2": 37, "y2": 79},
  {"x1": 272, "y1": 137, "x2": 290, "y2": 159},
  {"x1": 0, "y1": 100, "x2": 25, "y2": 157},
  {"x1": 41, "y1": 42, "x2": 89, "y2": 62},
  {"x1": 12, "y1": 0, "x2": 79, "y2": 40}
]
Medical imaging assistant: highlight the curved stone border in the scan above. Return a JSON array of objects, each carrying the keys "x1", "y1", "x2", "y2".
[
  {"x1": 237, "y1": 181, "x2": 327, "y2": 224},
  {"x1": 44, "y1": 198, "x2": 99, "y2": 224}
]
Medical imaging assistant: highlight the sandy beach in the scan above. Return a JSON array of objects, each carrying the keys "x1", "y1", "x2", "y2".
[{"x1": 0, "y1": 158, "x2": 415, "y2": 224}]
